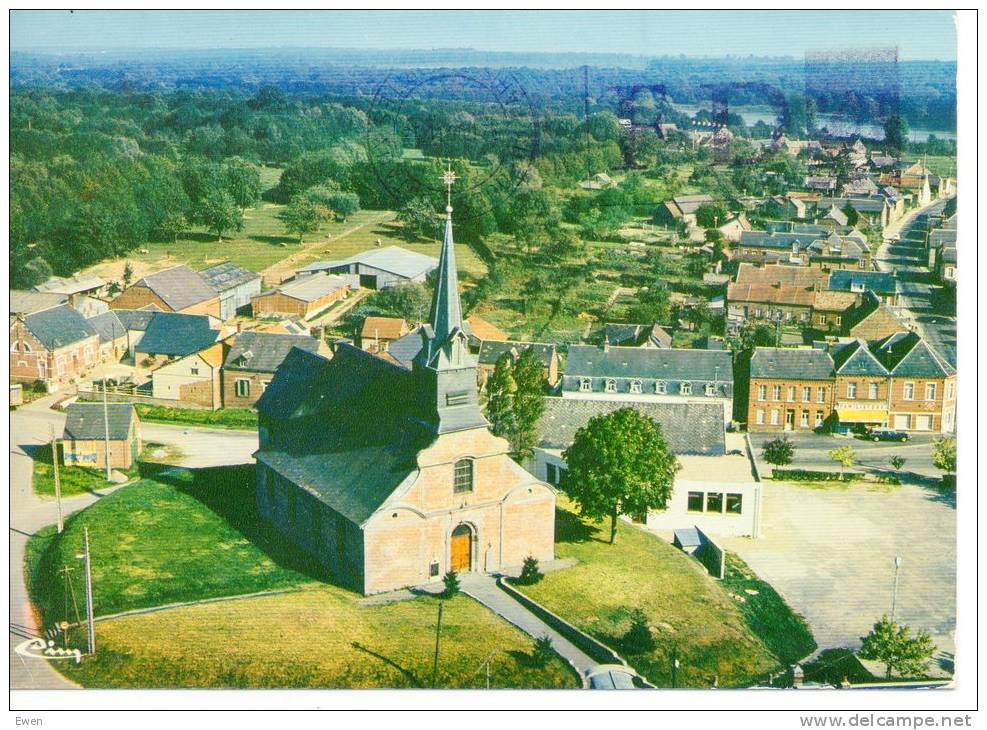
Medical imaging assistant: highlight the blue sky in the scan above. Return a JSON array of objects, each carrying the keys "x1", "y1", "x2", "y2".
[{"x1": 10, "y1": 10, "x2": 956, "y2": 61}]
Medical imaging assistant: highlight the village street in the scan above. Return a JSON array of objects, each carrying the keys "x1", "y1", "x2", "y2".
[{"x1": 9, "y1": 395, "x2": 258, "y2": 689}]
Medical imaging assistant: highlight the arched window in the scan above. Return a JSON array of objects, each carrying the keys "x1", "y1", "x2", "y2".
[
  {"x1": 605, "y1": 379, "x2": 617, "y2": 393},
  {"x1": 579, "y1": 378, "x2": 591, "y2": 392},
  {"x1": 453, "y1": 458, "x2": 474, "y2": 494},
  {"x1": 630, "y1": 380, "x2": 642, "y2": 394}
]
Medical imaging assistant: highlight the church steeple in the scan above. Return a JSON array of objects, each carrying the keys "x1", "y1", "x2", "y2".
[{"x1": 412, "y1": 163, "x2": 487, "y2": 435}]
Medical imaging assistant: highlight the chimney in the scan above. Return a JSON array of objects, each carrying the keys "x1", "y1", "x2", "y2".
[
  {"x1": 236, "y1": 320, "x2": 244, "y2": 333},
  {"x1": 603, "y1": 335, "x2": 610, "y2": 353}
]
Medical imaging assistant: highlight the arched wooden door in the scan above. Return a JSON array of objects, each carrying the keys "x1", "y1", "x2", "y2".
[{"x1": 450, "y1": 524, "x2": 473, "y2": 572}]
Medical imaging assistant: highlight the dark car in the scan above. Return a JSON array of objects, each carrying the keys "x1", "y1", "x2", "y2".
[{"x1": 867, "y1": 428, "x2": 909, "y2": 442}]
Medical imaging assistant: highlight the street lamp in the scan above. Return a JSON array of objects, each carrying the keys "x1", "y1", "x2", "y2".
[{"x1": 891, "y1": 555, "x2": 903, "y2": 623}]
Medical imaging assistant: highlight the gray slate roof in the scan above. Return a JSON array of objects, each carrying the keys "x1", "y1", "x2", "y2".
[
  {"x1": 200, "y1": 261, "x2": 261, "y2": 293},
  {"x1": 477, "y1": 340, "x2": 556, "y2": 368},
  {"x1": 63, "y1": 402, "x2": 135, "y2": 441},
  {"x1": 132, "y1": 266, "x2": 217, "y2": 311},
  {"x1": 11, "y1": 290, "x2": 68, "y2": 316},
  {"x1": 750, "y1": 347, "x2": 834, "y2": 380},
  {"x1": 829, "y1": 340, "x2": 889, "y2": 376},
  {"x1": 565, "y1": 345, "x2": 733, "y2": 384},
  {"x1": 872, "y1": 332, "x2": 955, "y2": 377},
  {"x1": 135, "y1": 312, "x2": 220, "y2": 357},
  {"x1": 739, "y1": 231, "x2": 819, "y2": 251},
  {"x1": 387, "y1": 328, "x2": 426, "y2": 370},
  {"x1": 536, "y1": 397, "x2": 725, "y2": 455},
  {"x1": 299, "y1": 246, "x2": 439, "y2": 279},
  {"x1": 113, "y1": 309, "x2": 156, "y2": 332},
  {"x1": 24, "y1": 305, "x2": 98, "y2": 350},
  {"x1": 87, "y1": 311, "x2": 126, "y2": 344},
  {"x1": 828, "y1": 270, "x2": 898, "y2": 296},
  {"x1": 223, "y1": 331, "x2": 321, "y2": 373},
  {"x1": 604, "y1": 323, "x2": 672, "y2": 349}
]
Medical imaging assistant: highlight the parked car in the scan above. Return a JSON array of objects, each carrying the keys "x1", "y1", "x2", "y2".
[
  {"x1": 866, "y1": 428, "x2": 909, "y2": 442},
  {"x1": 585, "y1": 664, "x2": 651, "y2": 689}
]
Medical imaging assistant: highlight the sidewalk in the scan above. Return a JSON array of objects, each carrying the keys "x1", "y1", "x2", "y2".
[{"x1": 460, "y1": 573, "x2": 597, "y2": 678}]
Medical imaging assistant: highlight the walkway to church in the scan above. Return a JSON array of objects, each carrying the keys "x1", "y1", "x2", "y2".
[{"x1": 460, "y1": 573, "x2": 598, "y2": 679}]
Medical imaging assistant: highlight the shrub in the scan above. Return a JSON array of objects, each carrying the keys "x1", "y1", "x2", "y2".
[
  {"x1": 762, "y1": 437, "x2": 795, "y2": 466},
  {"x1": 442, "y1": 569, "x2": 460, "y2": 598},
  {"x1": 532, "y1": 635, "x2": 555, "y2": 667},
  {"x1": 515, "y1": 556, "x2": 544, "y2": 586},
  {"x1": 622, "y1": 608, "x2": 656, "y2": 653},
  {"x1": 772, "y1": 469, "x2": 854, "y2": 482}
]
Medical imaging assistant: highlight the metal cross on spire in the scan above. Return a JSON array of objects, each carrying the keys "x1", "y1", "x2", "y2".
[{"x1": 441, "y1": 161, "x2": 457, "y2": 217}]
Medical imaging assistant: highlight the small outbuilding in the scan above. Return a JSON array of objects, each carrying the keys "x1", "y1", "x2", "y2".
[
  {"x1": 62, "y1": 402, "x2": 141, "y2": 470},
  {"x1": 251, "y1": 274, "x2": 350, "y2": 320}
]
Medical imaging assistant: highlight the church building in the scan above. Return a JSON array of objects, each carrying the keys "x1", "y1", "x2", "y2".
[{"x1": 254, "y1": 191, "x2": 556, "y2": 595}]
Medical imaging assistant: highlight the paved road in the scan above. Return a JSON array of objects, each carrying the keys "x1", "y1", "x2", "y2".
[
  {"x1": 748, "y1": 432, "x2": 941, "y2": 479},
  {"x1": 461, "y1": 573, "x2": 596, "y2": 681},
  {"x1": 9, "y1": 397, "x2": 258, "y2": 689},
  {"x1": 876, "y1": 198, "x2": 956, "y2": 367},
  {"x1": 722, "y1": 479, "x2": 956, "y2": 661}
]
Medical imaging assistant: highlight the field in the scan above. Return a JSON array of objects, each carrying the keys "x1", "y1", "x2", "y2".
[
  {"x1": 83, "y1": 166, "x2": 486, "y2": 289},
  {"x1": 517, "y1": 501, "x2": 806, "y2": 687},
  {"x1": 25, "y1": 465, "x2": 578, "y2": 689}
]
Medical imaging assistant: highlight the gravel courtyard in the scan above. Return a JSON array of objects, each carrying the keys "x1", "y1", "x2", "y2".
[{"x1": 721, "y1": 480, "x2": 956, "y2": 660}]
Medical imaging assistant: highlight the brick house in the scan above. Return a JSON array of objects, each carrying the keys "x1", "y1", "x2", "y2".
[
  {"x1": 872, "y1": 332, "x2": 957, "y2": 434},
  {"x1": 839, "y1": 291, "x2": 908, "y2": 341},
  {"x1": 251, "y1": 273, "x2": 350, "y2": 320},
  {"x1": 150, "y1": 342, "x2": 226, "y2": 409},
  {"x1": 828, "y1": 270, "x2": 900, "y2": 307},
  {"x1": 110, "y1": 265, "x2": 221, "y2": 318},
  {"x1": 254, "y1": 208, "x2": 555, "y2": 595},
  {"x1": 222, "y1": 331, "x2": 323, "y2": 408},
  {"x1": 827, "y1": 339, "x2": 893, "y2": 432},
  {"x1": 810, "y1": 291, "x2": 860, "y2": 334},
  {"x1": 9, "y1": 305, "x2": 100, "y2": 390},
  {"x1": 747, "y1": 347, "x2": 835, "y2": 432},
  {"x1": 62, "y1": 402, "x2": 141, "y2": 470},
  {"x1": 86, "y1": 311, "x2": 129, "y2": 364},
  {"x1": 359, "y1": 316, "x2": 410, "y2": 354}
]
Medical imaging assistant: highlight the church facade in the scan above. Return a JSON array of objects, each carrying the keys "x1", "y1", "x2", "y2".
[{"x1": 254, "y1": 203, "x2": 556, "y2": 595}]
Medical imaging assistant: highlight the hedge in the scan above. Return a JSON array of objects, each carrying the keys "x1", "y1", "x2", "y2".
[{"x1": 772, "y1": 469, "x2": 854, "y2": 482}]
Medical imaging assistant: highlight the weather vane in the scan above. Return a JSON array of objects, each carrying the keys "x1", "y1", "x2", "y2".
[{"x1": 441, "y1": 160, "x2": 457, "y2": 215}]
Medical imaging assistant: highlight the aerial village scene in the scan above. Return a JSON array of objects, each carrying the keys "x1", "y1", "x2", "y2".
[{"x1": 9, "y1": 10, "x2": 964, "y2": 700}]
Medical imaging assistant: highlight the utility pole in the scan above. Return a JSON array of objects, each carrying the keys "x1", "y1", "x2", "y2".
[
  {"x1": 891, "y1": 555, "x2": 903, "y2": 623},
  {"x1": 49, "y1": 425, "x2": 63, "y2": 534},
  {"x1": 431, "y1": 600, "x2": 444, "y2": 688},
  {"x1": 80, "y1": 526, "x2": 95, "y2": 655}
]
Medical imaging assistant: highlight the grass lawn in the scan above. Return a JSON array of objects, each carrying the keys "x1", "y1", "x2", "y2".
[
  {"x1": 25, "y1": 465, "x2": 578, "y2": 689},
  {"x1": 31, "y1": 444, "x2": 139, "y2": 498},
  {"x1": 517, "y1": 502, "x2": 797, "y2": 687},
  {"x1": 134, "y1": 404, "x2": 258, "y2": 431}
]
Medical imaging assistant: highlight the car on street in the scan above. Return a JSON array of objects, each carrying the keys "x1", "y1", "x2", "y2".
[
  {"x1": 865, "y1": 428, "x2": 909, "y2": 442},
  {"x1": 585, "y1": 664, "x2": 652, "y2": 689}
]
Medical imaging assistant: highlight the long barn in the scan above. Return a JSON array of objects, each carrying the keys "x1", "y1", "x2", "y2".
[{"x1": 296, "y1": 246, "x2": 439, "y2": 289}]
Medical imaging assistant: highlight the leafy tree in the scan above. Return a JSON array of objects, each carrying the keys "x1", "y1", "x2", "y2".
[
  {"x1": 694, "y1": 202, "x2": 728, "y2": 229},
  {"x1": 516, "y1": 556, "x2": 543, "y2": 586},
  {"x1": 325, "y1": 191, "x2": 360, "y2": 221},
  {"x1": 828, "y1": 445, "x2": 857, "y2": 477},
  {"x1": 362, "y1": 282, "x2": 430, "y2": 324},
  {"x1": 198, "y1": 190, "x2": 244, "y2": 242},
  {"x1": 282, "y1": 195, "x2": 331, "y2": 243},
  {"x1": 883, "y1": 115, "x2": 910, "y2": 155},
  {"x1": 398, "y1": 196, "x2": 438, "y2": 240},
  {"x1": 158, "y1": 210, "x2": 188, "y2": 244},
  {"x1": 441, "y1": 570, "x2": 460, "y2": 598},
  {"x1": 762, "y1": 437, "x2": 796, "y2": 467},
  {"x1": 889, "y1": 455, "x2": 907, "y2": 474},
  {"x1": 932, "y1": 437, "x2": 956, "y2": 476},
  {"x1": 842, "y1": 204, "x2": 860, "y2": 227},
  {"x1": 22, "y1": 256, "x2": 52, "y2": 288},
  {"x1": 629, "y1": 282, "x2": 671, "y2": 325},
  {"x1": 122, "y1": 261, "x2": 134, "y2": 288},
  {"x1": 485, "y1": 353, "x2": 517, "y2": 440},
  {"x1": 623, "y1": 608, "x2": 656, "y2": 653},
  {"x1": 859, "y1": 615, "x2": 936, "y2": 680},
  {"x1": 562, "y1": 408, "x2": 680, "y2": 544},
  {"x1": 510, "y1": 349, "x2": 546, "y2": 460},
  {"x1": 223, "y1": 157, "x2": 262, "y2": 209}
]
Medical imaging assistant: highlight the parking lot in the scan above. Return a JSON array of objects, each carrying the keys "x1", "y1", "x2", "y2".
[{"x1": 722, "y1": 479, "x2": 955, "y2": 660}]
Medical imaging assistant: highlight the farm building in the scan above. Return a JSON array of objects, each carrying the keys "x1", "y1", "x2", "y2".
[
  {"x1": 134, "y1": 312, "x2": 224, "y2": 371},
  {"x1": 296, "y1": 246, "x2": 439, "y2": 289},
  {"x1": 200, "y1": 262, "x2": 263, "y2": 320},
  {"x1": 251, "y1": 274, "x2": 350, "y2": 320},
  {"x1": 110, "y1": 265, "x2": 221, "y2": 318},
  {"x1": 62, "y1": 402, "x2": 142, "y2": 470},
  {"x1": 111, "y1": 309, "x2": 157, "y2": 359},
  {"x1": 9, "y1": 305, "x2": 100, "y2": 390}
]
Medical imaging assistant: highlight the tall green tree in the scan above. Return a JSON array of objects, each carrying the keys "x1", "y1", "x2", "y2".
[
  {"x1": 859, "y1": 615, "x2": 936, "y2": 680},
  {"x1": 485, "y1": 353, "x2": 518, "y2": 439},
  {"x1": 562, "y1": 408, "x2": 680, "y2": 544},
  {"x1": 883, "y1": 115, "x2": 910, "y2": 155},
  {"x1": 398, "y1": 196, "x2": 438, "y2": 241},
  {"x1": 282, "y1": 195, "x2": 331, "y2": 243},
  {"x1": 511, "y1": 349, "x2": 546, "y2": 460},
  {"x1": 223, "y1": 157, "x2": 262, "y2": 210},
  {"x1": 199, "y1": 190, "x2": 244, "y2": 242}
]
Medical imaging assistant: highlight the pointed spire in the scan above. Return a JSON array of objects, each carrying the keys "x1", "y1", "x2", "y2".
[{"x1": 428, "y1": 165, "x2": 464, "y2": 345}]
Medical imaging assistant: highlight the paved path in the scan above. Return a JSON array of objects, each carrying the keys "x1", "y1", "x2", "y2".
[
  {"x1": 9, "y1": 396, "x2": 259, "y2": 689},
  {"x1": 460, "y1": 573, "x2": 597, "y2": 679}
]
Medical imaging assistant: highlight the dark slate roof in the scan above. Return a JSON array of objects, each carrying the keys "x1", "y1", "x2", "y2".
[
  {"x1": 223, "y1": 331, "x2": 321, "y2": 373},
  {"x1": 830, "y1": 339, "x2": 889, "y2": 376},
  {"x1": 536, "y1": 397, "x2": 725, "y2": 455},
  {"x1": 387, "y1": 327, "x2": 426, "y2": 370},
  {"x1": 828, "y1": 270, "x2": 898, "y2": 295},
  {"x1": 63, "y1": 402, "x2": 135, "y2": 441},
  {"x1": 872, "y1": 332, "x2": 955, "y2": 377},
  {"x1": 477, "y1": 340, "x2": 556, "y2": 367},
  {"x1": 113, "y1": 309, "x2": 156, "y2": 332},
  {"x1": 604, "y1": 323, "x2": 672, "y2": 349},
  {"x1": 87, "y1": 311, "x2": 126, "y2": 344},
  {"x1": 749, "y1": 347, "x2": 834, "y2": 380},
  {"x1": 199, "y1": 261, "x2": 261, "y2": 293},
  {"x1": 135, "y1": 312, "x2": 220, "y2": 357},
  {"x1": 739, "y1": 231, "x2": 819, "y2": 250},
  {"x1": 10, "y1": 290, "x2": 68, "y2": 315},
  {"x1": 24, "y1": 305, "x2": 98, "y2": 350},
  {"x1": 255, "y1": 344, "x2": 437, "y2": 525},
  {"x1": 133, "y1": 266, "x2": 217, "y2": 311},
  {"x1": 818, "y1": 196, "x2": 887, "y2": 214},
  {"x1": 565, "y1": 345, "x2": 733, "y2": 384}
]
